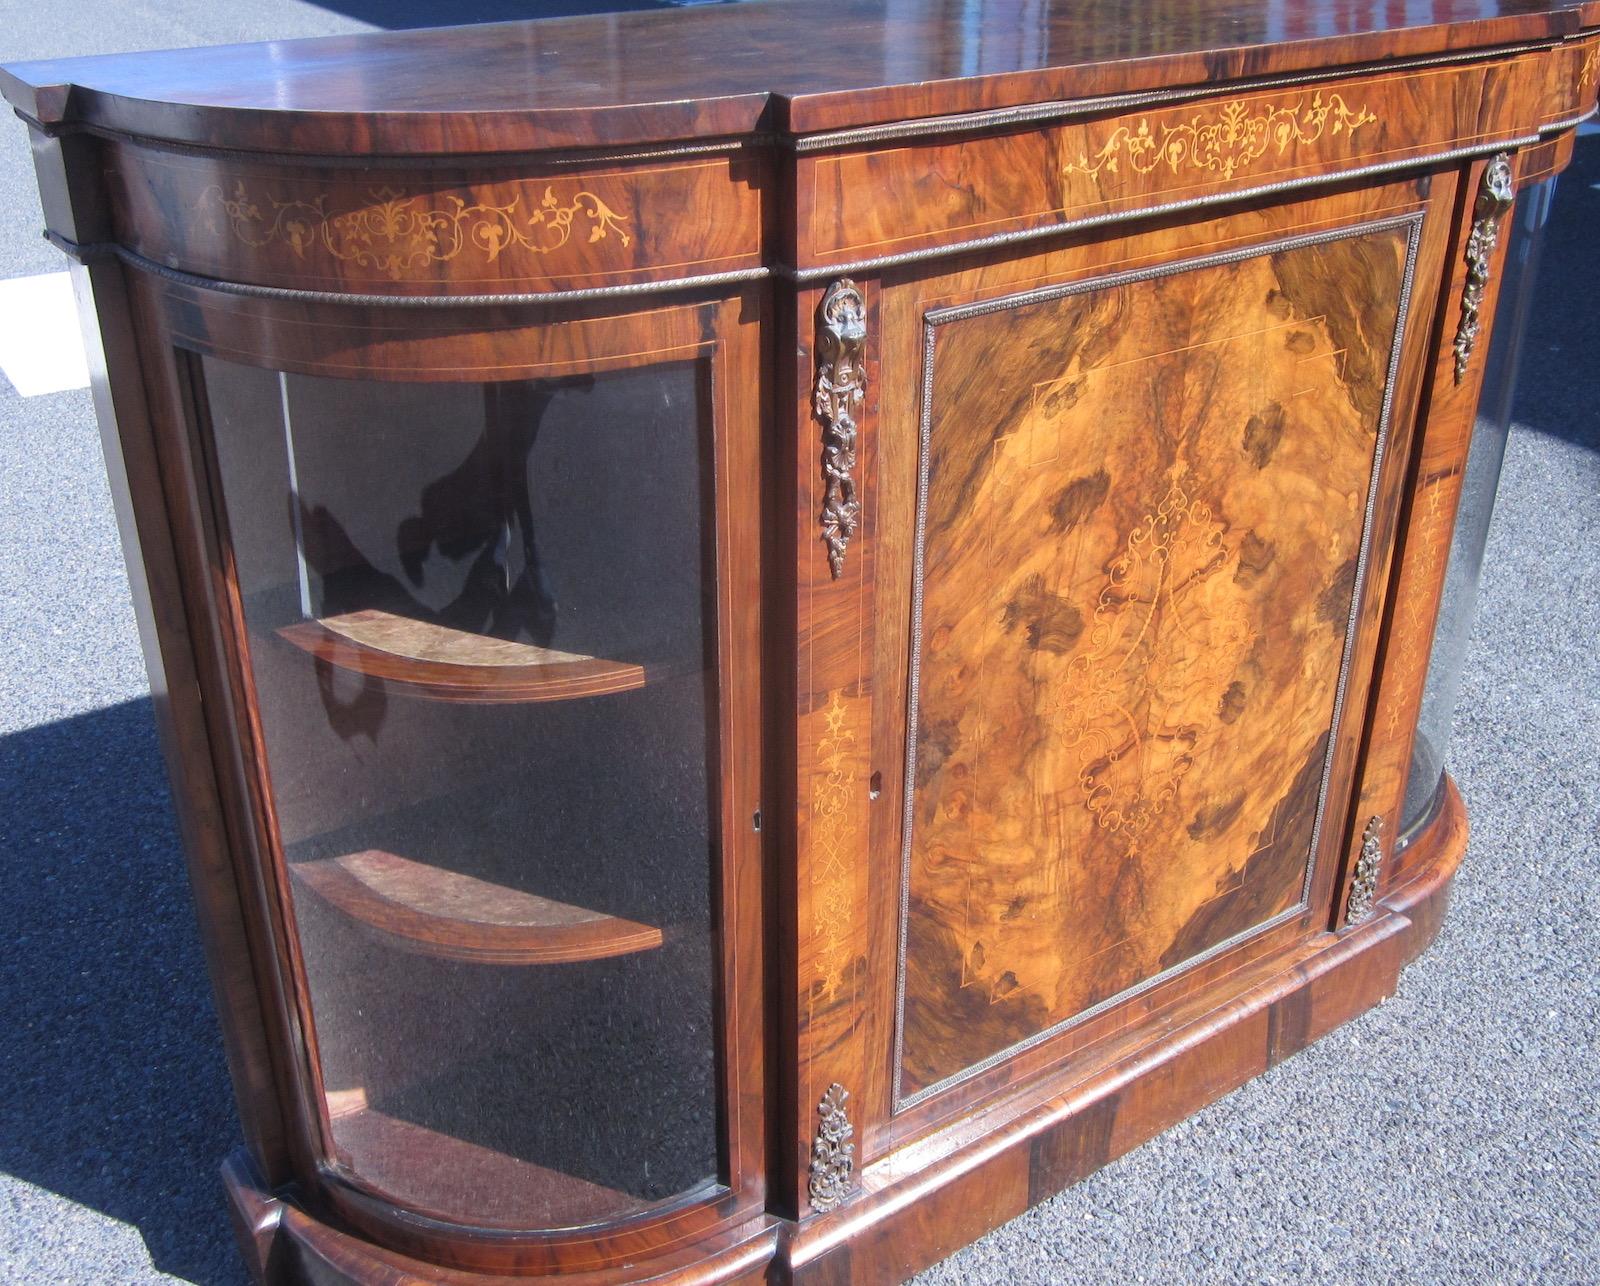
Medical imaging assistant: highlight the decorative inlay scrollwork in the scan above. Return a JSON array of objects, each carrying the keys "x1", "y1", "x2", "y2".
[
  {"x1": 1452, "y1": 154, "x2": 1516, "y2": 383},
  {"x1": 812, "y1": 691, "x2": 858, "y2": 998},
  {"x1": 807, "y1": 1082, "x2": 856, "y2": 1213},
  {"x1": 1062, "y1": 93, "x2": 1379, "y2": 183},
  {"x1": 1345, "y1": 815, "x2": 1384, "y2": 924},
  {"x1": 1050, "y1": 470, "x2": 1256, "y2": 852},
  {"x1": 195, "y1": 180, "x2": 631, "y2": 281},
  {"x1": 815, "y1": 279, "x2": 867, "y2": 579}
]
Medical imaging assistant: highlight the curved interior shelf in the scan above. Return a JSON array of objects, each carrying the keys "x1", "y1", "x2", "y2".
[
  {"x1": 277, "y1": 609, "x2": 648, "y2": 704},
  {"x1": 328, "y1": 1106, "x2": 643, "y2": 1229},
  {"x1": 289, "y1": 849, "x2": 664, "y2": 965}
]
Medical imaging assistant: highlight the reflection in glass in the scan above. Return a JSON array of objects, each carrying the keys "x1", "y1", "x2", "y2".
[
  {"x1": 196, "y1": 356, "x2": 720, "y2": 1228},
  {"x1": 1400, "y1": 178, "x2": 1555, "y2": 841}
]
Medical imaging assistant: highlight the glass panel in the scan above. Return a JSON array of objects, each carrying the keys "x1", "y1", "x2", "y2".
[
  {"x1": 1399, "y1": 178, "x2": 1555, "y2": 841},
  {"x1": 197, "y1": 355, "x2": 720, "y2": 1229}
]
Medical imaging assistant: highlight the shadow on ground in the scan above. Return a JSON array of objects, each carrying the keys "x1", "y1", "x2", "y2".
[
  {"x1": 302, "y1": 0, "x2": 671, "y2": 29},
  {"x1": 1515, "y1": 133, "x2": 1600, "y2": 453},
  {"x1": 0, "y1": 698, "x2": 243, "y2": 1283}
]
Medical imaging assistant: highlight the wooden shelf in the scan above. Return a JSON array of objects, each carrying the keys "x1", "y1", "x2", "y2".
[
  {"x1": 289, "y1": 849, "x2": 664, "y2": 965},
  {"x1": 329, "y1": 1107, "x2": 643, "y2": 1228},
  {"x1": 277, "y1": 609, "x2": 648, "y2": 704}
]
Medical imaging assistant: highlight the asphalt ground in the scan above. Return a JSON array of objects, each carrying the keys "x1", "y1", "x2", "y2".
[{"x1": 0, "y1": 4, "x2": 1595, "y2": 1282}]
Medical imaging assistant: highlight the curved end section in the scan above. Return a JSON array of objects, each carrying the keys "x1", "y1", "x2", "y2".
[
  {"x1": 1385, "y1": 772, "x2": 1470, "y2": 968},
  {"x1": 221, "y1": 1149, "x2": 286, "y2": 1286}
]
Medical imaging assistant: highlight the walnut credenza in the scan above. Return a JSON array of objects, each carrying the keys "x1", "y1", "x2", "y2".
[{"x1": 5, "y1": 3, "x2": 1596, "y2": 1281}]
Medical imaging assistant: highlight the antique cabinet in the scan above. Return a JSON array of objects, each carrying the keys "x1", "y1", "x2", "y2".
[{"x1": 4, "y1": 3, "x2": 1596, "y2": 1281}]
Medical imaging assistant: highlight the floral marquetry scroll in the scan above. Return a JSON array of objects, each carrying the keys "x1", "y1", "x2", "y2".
[
  {"x1": 105, "y1": 143, "x2": 768, "y2": 294},
  {"x1": 195, "y1": 181, "x2": 632, "y2": 280},
  {"x1": 811, "y1": 692, "x2": 861, "y2": 997},
  {"x1": 1051, "y1": 475, "x2": 1257, "y2": 850},
  {"x1": 895, "y1": 217, "x2": 1421, "y2": 1104},
  {"x1": 1062, "y1": 93, "x2": 1379, "y2": 183}
]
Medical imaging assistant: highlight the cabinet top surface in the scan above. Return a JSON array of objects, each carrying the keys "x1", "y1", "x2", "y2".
[{"x1": 3, "y1": 0, "x2": 1598, "y2": 155}]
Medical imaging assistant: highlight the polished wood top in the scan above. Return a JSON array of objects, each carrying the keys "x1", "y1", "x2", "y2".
[{"x1": 3, "y1": 0, "x2": 1598, "y2": 154}]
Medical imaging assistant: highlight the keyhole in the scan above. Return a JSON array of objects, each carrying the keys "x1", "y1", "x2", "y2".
[{"x1": 869, "y1": 771, "x2": 883, "y2": 800}]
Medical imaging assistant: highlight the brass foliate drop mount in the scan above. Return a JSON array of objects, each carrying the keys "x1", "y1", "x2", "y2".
[
  {"x1": 1345, "y1": 815, "x2": 1384, "y2": 925},
  {"x1": 815, "y1": 279, "x2": 867, "y2": 579},
  {"x1": 807, "y1": 1082, "x2": 856, "y2": 1213},
  {"x1": 1452, "y1": 152, "x2": 1516, "y2": 384}
]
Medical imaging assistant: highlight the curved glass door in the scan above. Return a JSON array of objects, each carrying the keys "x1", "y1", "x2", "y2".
[
  {"x1": 1399, "y1": 177, "x2": 1555, "y2": 841},
  {"x1": 193, "y1": 355, "x2": 720, "y2": 1228}
]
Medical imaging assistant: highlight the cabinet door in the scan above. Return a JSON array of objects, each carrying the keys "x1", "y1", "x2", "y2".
[
  {"x1": 140, "y1": 284, "x2": 765, "y2": 1263},
  {"x1": 806, "y1": 176, "x2": 1455, "y2": 1148}
]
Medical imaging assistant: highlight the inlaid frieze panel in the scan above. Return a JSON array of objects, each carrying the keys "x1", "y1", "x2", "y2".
[
  {"x1": 801, "y1": 58, "x2": 1525, "y2": 269},
  {"x1": 1537, "y1": 33, "x2": 1600, "y2": 126},
  {"x1": 105, "y1": 142, "x2": 767, "y2": 295},
  {"x1": 894, "y1": 218, "x2": 1420, "y2": 1104}
]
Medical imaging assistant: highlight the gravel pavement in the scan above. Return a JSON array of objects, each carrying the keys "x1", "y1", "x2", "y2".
[{"x1": 0, "y1": 4, "x2": 1595, "y2": 1282}]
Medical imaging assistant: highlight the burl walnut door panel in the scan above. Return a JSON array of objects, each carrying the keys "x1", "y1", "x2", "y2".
[{"x1": 886, "y1": 208, "x2": 1426, "y2": 1107}]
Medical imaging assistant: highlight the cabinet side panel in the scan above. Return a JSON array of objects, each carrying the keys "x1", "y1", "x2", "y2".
[{"x1": 30, "y1": 126, "x2": 296, "y2": 1184}]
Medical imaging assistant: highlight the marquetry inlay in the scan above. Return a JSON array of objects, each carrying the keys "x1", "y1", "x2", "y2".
[
  {"x1": 195, "y1": 180, "x2": 632, "y2": 280},
  {"x1": 1062, "y1": 93, "x2": 1379, "y2": 183},
  {"x1": 1383, "y1": 474, "x2": 1455, "y2": 745},
  {"x1": 811, "y1": 691, "x2": 859, "y2": 998},
  {"x1": 1048, "y1": 472, "x2": 1258, "y2": 852}
]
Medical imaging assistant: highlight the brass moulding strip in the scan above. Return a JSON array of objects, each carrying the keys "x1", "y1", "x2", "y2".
[
  {"x1": 889, "y1": 211, "x2": 1424, "y2": 1113},
  {"x1": 21, "y1": 108, "x2": 767, "y2": 168},
  {"x1": 1535, "y1": 101, "x2": 1600, "y2": 135},
  {"x1": 45, "y1": 230, "x2": 771, "y2": 305},
  {"x1": 47, "y1": 130, "x2": 1552, "y2": 294}
]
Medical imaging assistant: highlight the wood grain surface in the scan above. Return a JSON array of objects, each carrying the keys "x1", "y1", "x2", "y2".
[
  {"x1": 106, "y1": 141, "x2": 769, "y2": 295},
  {"x1": 898, "y1": 220, "x2": 1415, "y2": 1100},
  {"x1": 800, "y1": 57, "x2": 1525, "y2": 270},
  {"x1": 4, "y1": 0, "x2": 1598, "y2": 152}
]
